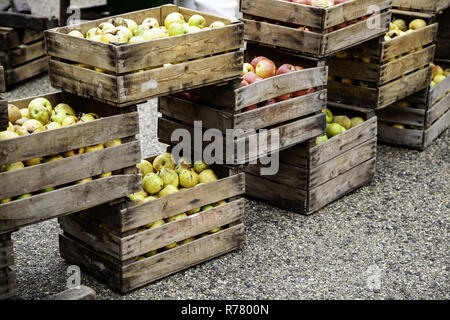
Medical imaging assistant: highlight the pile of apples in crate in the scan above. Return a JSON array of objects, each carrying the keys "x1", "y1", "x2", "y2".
[
  {"x1": 241, "y1": 57, "x2": 315, "y2": 112},
  {"x1": 385, "y1": 17, "x2": 429, "y2": 42},
  {"x1": 0, "y1": 98, "x2": 122, "y2": 202},
  {"x1": 128, "y1": 153, "x2": 227, "y2": 259},
  {"x1": 315, "y1": 108, "x2": 366, "y2": 145}
]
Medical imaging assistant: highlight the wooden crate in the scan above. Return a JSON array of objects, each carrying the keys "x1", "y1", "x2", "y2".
[
  {"x1": 0, "y1": 66, "x2": 5, "y2": 93},
  {"x1": 392, "y1": 0, "x2": 449, "y2": 13},
  {"x1": 58, "y1": 161, "x2": 245, "y2": 293},
  {"x1": 0, "y1": 267, "x2": 16, "y2": 300},
  {"x1": 45, "y1": 4, "x2": 244, "y2": 107},
  {"x1": 435, "y1": 9, "x2": 450, "y2": 60},
  {"x1": 377, "y1": 66, "x2": 450, "y2": 150},
  {"x1": 240, "y1": 0, "x2": 392, "y2": 58},
  {"x1": 0, "y1": 91, "x2": 142, "y2": 233},
  {"x1": 0, "y1": 95, "x2": 6, "y2": 130},
  {"x1": 0, "y1": 27, "x2": 48, "y2": 89},
  {"x1": 158, "y1": 44, "x2": 327, "y2": 164},
  {"x1": 0, "y1": 233, "x2": 14, "y2": 269},
  {"x1": 328, "y1": 10, "x2": 437, "y2": 109},
  {"x1": 244, "y1": 103, "x2": 377, "y2": 215}
]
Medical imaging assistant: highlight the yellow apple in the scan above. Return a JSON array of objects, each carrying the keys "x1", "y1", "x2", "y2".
[
  {"x1": 198, "y1": 169, "x2": 218, "y2": 184},
  {"x1": 61, "y1": 115, "x2": 79, "y2": 127}
]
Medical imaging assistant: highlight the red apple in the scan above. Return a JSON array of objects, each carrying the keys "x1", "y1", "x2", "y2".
[
  {"x1": 250, "y1": 56, "x2": 269, "y2": 69},
  {"x1": 264, "y1": 98, "x2": 278, "y2": 106},
  {"x1": 276, "y1": 64, "x2": 296, "y2": 75},
  {"x1": 255, "y1": 59, "x2": 276, "y2": 79},
  {"x1": 306, "y1": 88, "x2": 315, "y2": 94},
  {"x1": 242, "y1": 105, "x2": 258, "y2": 112},
  {"x1": 334, "y1": 0, "x2": 350, "y2": 4},
  {"x1": 241, "y1": 80, "x2": 249, "y2": 87},
  {"x1": 295, "y1": 66, "x2": 304, "y2": 71},
  {"x1": 341, "y1": 78, "x2": 353, "y2": 85},
  {"x1": 243, "y1": 63, "x2": 255, "y2": 75},
  {"x1": 293, "y1": 89, "x2": 307, "y2": 97},
  {"x1": 243, "y1": 71, "x2": 263, "y2": 84},
  {"x1": 328, "y1": 27, "x2": 334, "y2": 32},
  {"x1": 336, "y1": 22, "x2": 347, "y2": 29},
  {"x1": 276, "y1": 93, "x2": 293, "y2": 102}
]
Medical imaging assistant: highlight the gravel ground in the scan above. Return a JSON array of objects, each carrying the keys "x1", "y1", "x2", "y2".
[{"x1": 2, "y1": 1, "x2": 449, "y2": 300}]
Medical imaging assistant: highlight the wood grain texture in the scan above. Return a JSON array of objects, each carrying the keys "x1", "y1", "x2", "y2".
[
  {"x1": 0, "y1": 97, "x2": 7, "y2": 130},
  {"x1": 0, "y1": 239, "x2": 14, "y2": 269},
  {"x1": 3, "y1": 55, "x2": 48, "y2": 87},
  {"x1": 0, "y1": 268, "x2": 16, "y2": 300},
  {"x1": 378, "y1": 124, "x2": 424, "y2": 149},
  {"x1": 376, "y1": 106, "x2": 426, "y2": 127},
  {"x1": 0, "y1": 141, "x2": 141, "y2": 199},
  {"x1": 0, "y1": 11, "x2": 58, "y2": 30},
  {"x1": 0, "y1": 39, "x2": 46, "y2": 68},
  {"x1": 0, "y1": 174, "x2": 141, "y2": 233},
  {"x1": 59, "y1": 224, "x2": 245, "y2": 293},
  {"x1": 423, "y1": 108, "x2": 450, "y2": 148},
  {"x1": 426, "y1": 94, "x2": 450, "y2": 127},
  {"x1": 392, "y1": 0, "x2": 450, "y2": 13}
]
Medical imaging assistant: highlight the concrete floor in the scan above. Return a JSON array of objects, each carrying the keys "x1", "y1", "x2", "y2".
[{"x1": 1, "y1": 0, "x2": 449, "y2": 300}]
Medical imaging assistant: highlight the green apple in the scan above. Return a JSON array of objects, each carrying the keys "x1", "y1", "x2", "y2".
[
  {"x1": 188, "y1": 14, "x2": 206, "y2": 29},
  {"x1": 101, "y1": 33, "x2": 118, "y2": 43},
  {"x1": 393, "y1": 123, "x2": 405, "y2": 129},
  {"x1": 129, "y1": 36, "x2": 145, "y2": 44},
  {"x1": 201, "y1": 205, "x2": 214, "y2": 211},
  {"x1": 86, "y1": 27, "x2": 103, "y2": 39},
  {"x1": 164, "y1": 243, "x2": 178, "y2": 250},
  {"x1": 68, "y1": 30, "x2": 84, "y2": 38},
  {"x1": 22, "y1": 119, "x2": 44, "y2": 133},
  {"x1": 137, "y1": 159, "x2": 154, "y2": 177},
  {"x1": 164, "y1": 12, "x2": 185, "y2": 29},
  {"x1": 24, "y1": 157, "x2": 44, "y2": 166},
  {"x1": 193, "y1": 160, "x2": 209, "y2": 173},
  {"x1": 409, "y1": 19, "x2": 427, "y2": 30},
  {"x1": 179, "y1": 237, "x2": 196, "y2": 245},
  {"x1": 157, "y1": 185, "x2": 178, "y2": 198},
  {"x1": 145, "y1": 219, "x2": 165, "y2": 229},
  {"x1": 104, "y1": 139, "x2": 122, "y2": 148},
  {"x1": 28, "y1": 97, "x2": 52, "y2": 114},
  {"x1": 326, "y1": 123, "x2": 346, "y2": 138},
  {"x1": 141, "y1": 27, "x2": 167, "y2": 40},
  {"x1": 16, "y1": 193, "x2": 32, "y2": 200},
  {"x1": 186, "y1": 207, "x2": 201, "y2": 215},
  {"x1": 76, "y1": 177, "x2": 93, "y2": 184},
  {"x1": 80, "y1": 113, "x2": 96, "y2": 122},
  {"x1": 124, "y1": 19, "x2": 138, "y2": 34},
  {"x1": 45, "y1": 122, "x2": 62, "y2": 130},
  {"x1": 61, "y1": 115, "x2": 79, "y2": 127},
  {"x1": 315, "y1": 135, "x2": 328, "y2": 145},
  {"x1": 433, "y1": 74, "x2": 446, "y2": 85},
  {"x1": 153, "y1": 153, "x2": 176, "y2": 171},
  {"x1": 168, "y1": 22, "x2": 185, "y2": 36},
  {"x1": 54, "y1": 103, "x2": 75, "y2": 115},
  {"x1": 0, "y1": 130, "x2": 18, "y2": 140},
  {"x1": 1, "y1": 161, "x2": 24, "y2": 172},
  {"x1": 350, "y1": 117, "x2": 365, "y2": 128},
  {"x1": 143, "y1": 173, "x2": 164, "y2": 194},
  {"x1": 166, "y1": 213, "x2": 187, "y2": 223},
  {"x1": 42, "y1": 187, "x2": 56, "y2": 193},
  {"x1": 98, "y1": 22, "x2": 116, "y2": 33},
  {"x1": 322, "y1": 108, "x2": 333, "y2": 124},
  {"x1": 133, "y1": 24, "x2": 150, "y2": 36},
  {"x1": 85, "y1": 143, "x2": 104, "y2": 153},
  {"x1": 179, "y1": 169, "x2": 199, "y2": 188},
  {"x1": 157, "y1": 168, "x2": 179, "y2": 187},
  {"x1": 333, "y1": 115, "x2": 352, "y2": 130},
  {"x1": 89, "y1": 34, "x2": 103, "y2": 42},
  {"x1": 209, "y1": 21, "x2": 225, "y2": 28},
  {"x1": 198, "y1": 169, "x2": 218, "y2": 184},
  {"x1": 186, "y1": 25, "x2": 201, "y2": 33},
  {"x1": 127, "y1": 189, "x2": 148, "y2": 202},
  {"x1": 15, "y1": 127, "x2": 29, "y2": 136},
  {"x1": 142, "y1": 17, "x2": 160, "y2": 29},
  {"x1": 20, "y1": 108, "x2": 30, "y2": 119},
  {"x1": 29, "y1": 105, "x2": 50, "y2": 125}
]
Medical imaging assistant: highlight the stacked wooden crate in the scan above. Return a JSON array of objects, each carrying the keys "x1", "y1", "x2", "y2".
[
  {"x1": 0, "y1": 232, "x2": 16, "y2": 300},
  {"x1": 244, "y1": 103, "x2": 377, "y2": 214},
  {"x1": 435, "y1": 8, "x2": 450, "y2": 60},
  {"x1": 376, "y1": 61, "x2": 450, "y2": 150},
  {"x1": 328, "y1": 10, "x2": 437, "y2": 109},
  {"x1": 0, "y1": 7, "x2": 58, "y2": 89},
  {"x1": 47, "y1": 4, "x2": 248, "y2": 293}
]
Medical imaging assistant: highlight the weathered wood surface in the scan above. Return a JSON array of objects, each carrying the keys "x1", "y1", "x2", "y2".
[
  {"x1": 0, "y1": 239, "x2": 14, "y2": 269},
  {"x1": 0, "y1": 96, "x2": 7, "y2": 129},
  {"x1": 423, "y1": 108, "x2": 450, "y2": 148},
  {"x1": 4, "y1": 55, "x2": 48, "y2": 87},
  {"x1": 59, "y1": 223, "x2": 245, "y2": 293},
  {"x1": 0, "y1": 39, "x2": 46, "y2": 68},
  {"x1": 44, "y1": 286, "x2": 96, "y2": 300},
  {"x1": 48, "y1": 50, "x2": 243, "y2": 107},
  {"x1": 426, "y1": 94, "x2": 450, "y2": 126},
  {"x1": 0, "y1": 174, "x2": 141, "y2": 233},
  {"x1": 0, "y1": 267, "x2": 16, "y2": 300},
  {"x1": 0, "y1": 11, "x2": 58, "y2": 30},
  {"x1": 0, "y1": 27, "x2": 43, "y2": 51},
  {"x1": 60, "y1": 198, "x2": 244, "y2": 261},
  {"x1": 392, "y1": 0, "x2": 450, "y2": 13},
  {"x1": 378, "y1": 124, "x2": 424, "y2": 149},
  {"x1": 242, "y1": 11, "x2": 390, "y2": 57},
  {"x1": 377, "y1": 106, "x2": 426, "y2": 127}
]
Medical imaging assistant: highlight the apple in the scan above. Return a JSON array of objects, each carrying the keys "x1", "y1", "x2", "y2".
[
  {"x1": 157, "y1": 185, "x2": 179, "y2": 198},
  {"x1": 432, "y1": 65, "x2": 444, "y2": 79},
  {"x1": 243, "y1": 63, "x2": 255, "y2": 75},
  {"x1": 76, "y1": 177, "x2": 93, "y2": 184},
  {"x1": 137, "y1": 160, "x2": 154, "y2": 177},
  {"x1": 166, "y1": 213, "x2": 187, "y2": 223},
  {"x1": 8, "y1": 104, "x2": 21, "y2": 124},
  {"x1": 61, "y1": 115, "x2": 79, "y2": 127},
  {"x1": 68, "y1": 30, "x2": 84, "y2": 38},
  {"x1": 142, "y1": 173, "x2": 164, "y2": 194},
  {"x1": 80, "y1": 114, "x2": 96, "y2": 122},
  {"x1": 15, "y1": 127, "x2": 29, "y2": 136},
  {"x1": 153, "y1": 153, "x2": 176, "y2": 171},
  {"x1": 45, "y1": 122, "x2": 62, "y2": 130},
  {"x1": 255, "y1": 59, "x2": 276, "y2": 79},
  {"x1": 145, "y1": 219, "x2": 165, "y2": 229},
  {"x1": 393, "y1": 124, "x2": 405, "y2": 129},
  {"x1": 104, "y1": 139, "x2": 121, "y2": 148},
  {"x1": 276, "y1": 64, "x2": 296, "y2": 75},
  {"x1": 179, "y1": 237, "x2": 196, "y2": 245},
  {"x1": 336, "y1": 50, "x2": 350, "y2": 59},
  {"x1": 409, "y1": 19, "x2": 427, "y2": 30},
  {"x1": 123, "y1": 19, "x2": 138, "y2": 34},
  {"x1": 322, "y1": 108, "x2": 333, "y2": 123},
  {"x1": 189, "y1": 14, "x2": 206, "y2": 29},
  {"x1": 361, "y1": 56, "x2": 371, "y2": 64},
  {"x1": 315, "y1": 135, "x2": 328, "y2": 145},
  {"x1": 133, "y1": 24, "x2": 150, "y2": 36},
  {"x1": 276, "y1": 93, "x2": 293, "y2": 102},
  {"x1": 86, "y1": 27, "x2": 103, "y2": 39},
  {"x1": 326, "y1": 123, "x2": 346, "y2": 137},
  {"x1": 16, "y1": 193, "x2": 32, "y2": 200},
  {"x1": 392, "y1": 19, "x2": 407, "y2": 32},
  {"x1": 341, "y1": 78, "x2": 353, "y2": 85},
  {"x1": 433, "y1": 74, "x2": 446, "y2": 85},
  {"x1": 28, "y1": 97, "x2": 52, "y2": 114},
  {"x1": 241, "y1": 80, "x2": 250, "y2": 87},
  {"x1": 168, "y1": 22, "x2": 185, "y2": 36},
  {"x1": 164, "y1": 12, "x2": 185, "y2": 29},
  {"x1": 24, "y1": 157, "x2": 44, "y2": 166},
  {"x1": 243, "y1": 71, "x2": 263, "y2": 85},
  {"x1": 84, "y1": 143, "x2": 104, "y2": 153},
  {"x1": 19, "y1": 108, "x2": 30, "y2": 119},
  {"x1": 127, "y1": 189, "x2": 148, "y2": 202},
  {"x1": 98, "y1": 22, "x2": 115, "y2": 33},
  {"x1": 98, "y1": 172, "x2": 112, "y2": 178},
  {"x1": 100, "y1": 32, "x2": 118, "y2": 43},
  {"x1": 350, "y1": 117, "x2": 365, "y2": 128},
  {"x1": 22, "y1": 119, "x2": 44, "y2": 133},
  {"x1": 209, "y1": 21, "x2": 225, "y2": 28},
  {"x1": 179, "y1": 169, "x2": 199, "y2": 188},
  {"x1": 264, "y1": 98, "x2": 278, "y2": 106},
  {"x1": 142, "y1": 18, "x2": 160, "y2": 29},
  {"x1": 193, "y1": 160, "x2": 209, "y2": 173},
  {"x1": 45, "y1": 155, "x2": 64, "y2": 163},
  {"x1": 62, "y1": 149, "x2": 83, "y2": 157},
  {"x1": 158, "y1": 168, "x2": 179, "y2": 187},
  {"x1": 333, "y1": 115, "x2": 352, "y2": 130},
  {"x1": 242, "y1": 104, "x2": 258, "y2": 112},
  {"x1": 115, "y1": 26, "x2": 133, "y2": 40},
  {"x1": 250, "y1": 56, "x2": 269, "y2": 69},
  {"x1": 142, "y1": 27, "x2": 168, "y2": 40},
  {"x1": 198, "y1": 169, "x2": 218, "y2": 184}
]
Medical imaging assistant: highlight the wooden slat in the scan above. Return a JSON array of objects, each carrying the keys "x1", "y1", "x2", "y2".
[
  {"x1": 0, "y1": 240, "x2": 14, "y2": 269},
  {"x1": 381, "y1": 23, "x2": 438, "y2": 62},
  {"x1": 328, "y1": 58, "x2": 380, "y2": 83},
  {"x1": 0, "y1": 174, "x2": 141, "y2": 233},
  {"x1": 309, "y1": 116, "x2": 377, "y2": 168},
  {"x1": 120, "y1": 199, "x2": 244, "y2": 260},
  {"x1": 423, "y1": 108, "x2": 450, "y2": 148},
  {"x1": 244, "y1": 161, "x2": 308, "y2": 189},
  {"x1": 308, "y1": 157, "x2": 376, "y2": 213},
  {"x1": 378, "y1": 124, "x2": 424, "y2": 149},
  {"x1": 0, "y1": 97, "x2": 7, "y2": 130},
  {"x1": 0, "y1": 39, "x2": 46, "y2": 68},
  {"x1": 118, "y1": 174, "x2": 245, "y2": 233},
  {"x1": 328, "y1": 80, "x2": 379, "y2": 109},
  {"x1": 392, "y1": 0, "x2": 450, "y2": 13},
  {"x1": 0, "y1": 12, "x2": 58, "y2": 30},
  {"x1": 429, "y1": 73, "x2": 450, "y2": 106},
  {"x1": 376, "y1": 106, "x2": 426, "y2": 127},
  {"x1": 4, "y1": 55, "x2": 48, "y2": 86},
  {"x1": 0, "y1": 141, "x2": 141, "y2": 199},
  {"x1": 0, "y1": 268, "x2": 16, "y2": 300},
  {"x1": 0, "y1": 112, "x2": 139, "y2": 165},
  {"x1": 426, "y1": 94, "x2": 450, "y2": 127}
]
